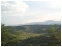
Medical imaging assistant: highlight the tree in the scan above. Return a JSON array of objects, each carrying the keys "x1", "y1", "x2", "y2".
[
  {"x1": 1, "y1": 24, "x2": 9, "y2": 45},
  {"x1": 1, "y1": 24, "x2": 21, "y2": 46},
  {"x1": 47, "y1": 24, "x2": 61, "y2": 45}
]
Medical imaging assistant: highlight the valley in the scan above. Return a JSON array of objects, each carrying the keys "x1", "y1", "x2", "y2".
[{"x1": 1, "y1": 24, "x2": 61, "y2": 46}]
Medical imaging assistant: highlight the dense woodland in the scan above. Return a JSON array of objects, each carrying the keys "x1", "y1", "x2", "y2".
[{"x1": 1, "y1": 24, "x2": 61, "y2": 46}]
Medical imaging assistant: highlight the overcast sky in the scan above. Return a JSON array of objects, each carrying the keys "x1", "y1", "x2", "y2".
[{"x1": 1, "y1": 1, "x2": 61, "y2": 26}]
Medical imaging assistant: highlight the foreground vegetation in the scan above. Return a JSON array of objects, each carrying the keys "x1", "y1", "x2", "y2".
[{"x1": 1, "y1": 24, "x2": 61, "y2": 46}]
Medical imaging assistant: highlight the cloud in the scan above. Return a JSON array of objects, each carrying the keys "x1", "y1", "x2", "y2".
[
  {"x1": 3, "y1": 11, "x2": 12, "y2": 13},
  {"x1": 49, "y1": 1, "x2": 61, "y2": 8},
  {"x1": 3, "y1": 11, "x2": 7, "y2": 13},
  {"x1": 21, "y1": 17, "x2": 24, "y2": 18},
  {"x1": 1, "y1": 1, "x2": 29, "y2": 13},
  {"x1": 1, "y1": 1, "x2": 61, "y2": 25},
  {"x1": 23, "y1": 11, "x2": 61, "y2": 23}
]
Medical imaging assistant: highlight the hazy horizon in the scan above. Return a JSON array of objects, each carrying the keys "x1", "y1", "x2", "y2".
[
  {"x1": 1, "y1": 19, "x2": 61, "y2": 26},
  {"x1": 1, "y1": 1, "x2": 61, "y2": 26}
]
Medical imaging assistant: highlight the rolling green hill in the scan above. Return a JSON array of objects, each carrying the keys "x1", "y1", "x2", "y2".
[
  {"x1": 9, "y1": 25, "x2": 61, "y2": 34},
  {"x1": 1, "y1": 24, "x2": 61, "y2": 46}
]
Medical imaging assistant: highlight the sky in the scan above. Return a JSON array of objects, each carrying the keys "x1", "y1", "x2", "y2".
[{"x1": 1, "y1": 1, "x2": 61, "y2": 26}]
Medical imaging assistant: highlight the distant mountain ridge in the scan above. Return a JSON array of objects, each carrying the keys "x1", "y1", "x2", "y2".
[{"x1": 23, "y1": 20, "x2": 61, "y2": 25}]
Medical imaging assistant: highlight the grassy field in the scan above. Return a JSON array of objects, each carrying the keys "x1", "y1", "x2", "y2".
[{"x1": 15, "y1": 31, "x2": 42, "y2": 40}]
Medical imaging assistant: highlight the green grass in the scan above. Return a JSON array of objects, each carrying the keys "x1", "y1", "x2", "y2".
[{"x1": 15, "y1": 31, "x2": 42, "y2": 40}]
